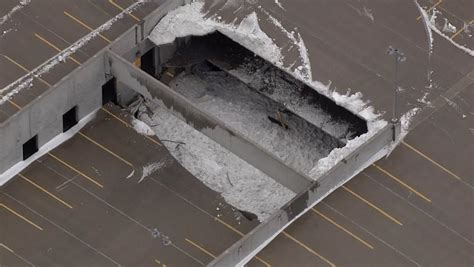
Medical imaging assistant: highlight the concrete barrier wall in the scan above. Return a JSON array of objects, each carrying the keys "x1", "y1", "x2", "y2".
[
  {"x1": 106, "y1": 50, "x2": 314, "y2": 193},
  {"x1": 0, "y1": 0, "x2": 186, "y2": 177},
  {"x1": 107, "y1": 48, "x2": 399, "y2": 266},
  {"x1": 0, "y1": 54, "x2": 105, "y2": 175},
  {"x1": 210, "y1": 122, "x2": 397, "y2": 266},
  {"x1": 109, "y1": 0, "x2": 187, "y2": 62}
]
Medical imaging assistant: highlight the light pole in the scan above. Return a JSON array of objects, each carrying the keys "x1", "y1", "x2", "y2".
[
  {"x1": 386, "y1": 46, "x2": 406, "y2": 141},
  {"x1": 386, "y1": 46, "x2": 406, "y2": 123}
]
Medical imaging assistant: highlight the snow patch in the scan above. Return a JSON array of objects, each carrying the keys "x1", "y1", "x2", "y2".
[
  {"x1": 384, "y1": 107, "x2": 420, "y2": 156},
  {"x1": 274, "y1": 0, "x2": 284, "y2": 10},
  {"x1": 139, "y1": 161, "x2": 165, "y2": 183},
  {"x1": 309, "y1": 119, "x2": 387, "y2": 178},
  {"x1": 356, "y1": 6, "x2": 375, "y2": 23},
  {"x1": 1, "y1": 28, "x2": 12, "y2": 38},
  {"x1": 132, "y1": 118, "x2": 155, "y2": 136},
  {"x1": 0, "y1": 0, "x2": 31, "y2": 26},
  {"x1": 415, "y1": 0, "x2": 474, "y2": 56},
  {"x1": 417, "y1": 92, "x2": 432, "y2": 106},
  {"x1": 399, "y1": 107, "x2": 420, "y2": 141},
  {"x1": 415, "y1": 0, "x2": 434, "y2": 55},
  {"x1": 149, "y1": 1, "x2": 283, "y2": 68},
  {"x1": 126, "y1": 169, "x2": 135, "y2": 179},
  {"x1": 442, "y1": 18, "x2": 457, "y2": 33}
]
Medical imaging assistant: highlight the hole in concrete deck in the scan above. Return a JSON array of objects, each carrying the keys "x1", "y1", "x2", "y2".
[
  {"x1": 22, "y1": 135, "x2": 38, "y2": 160},
  {"x1": 154, "y1": 32, "x2": 368, "y2": 174},
  {"x1": 62, "y1": 106, "x2": 78, "y2": 132},
  {"x1": 159, "y1": 32, "x2": 368, "y2": 140},
  {"x1": 128, "y1": 32, "x2": 370, "y2": 221}
]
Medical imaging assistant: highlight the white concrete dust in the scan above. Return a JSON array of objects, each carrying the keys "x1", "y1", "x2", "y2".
[
  {"x1": 139, "y1": 161, "x2": 165, "y2": 183},
  {"x1": 132, "y1": 117, "x2": 156, "y2": 136},
  {"x1": 171, "y1": 69, "x2": 340, "y2": 174},
  {"x1": 138, "y1": 101, "x2": 295, "y2": 221},
  {"x1": 228, "y1": 60, "x2": 352, "y2": 140}
]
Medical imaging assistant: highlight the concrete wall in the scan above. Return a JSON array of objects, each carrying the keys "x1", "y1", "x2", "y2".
[
  {"x1": 0, "y1": 54, "x2": 106, "y2": 175},
  {"x1": 0, "y1": 0, "x2": 186, "y2": 178},
  {"x1": 106, "y1": 49, "x2": 400, "y2": 266},
  {"x1": 106, "y1": 50, "x2": 314, "y2": 193},
  {"x1": 210, "y1": 123, "x2": 397, "y2": 266}
]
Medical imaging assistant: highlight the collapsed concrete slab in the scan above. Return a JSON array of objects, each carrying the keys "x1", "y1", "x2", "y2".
[{"x1": 105, "y1": 31, "x2": 400, "y2": 266}]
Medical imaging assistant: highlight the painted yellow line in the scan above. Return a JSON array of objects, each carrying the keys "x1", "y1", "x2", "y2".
[
  {"x1": 1, "y1": 54, "x2": 51, "y2": 86},
  {"x1": 34, "y1": 33, "x2": 81, "y2": 65},
  {"x1": 48, "y1": 152, "x2": 104, "y2": 188},
  {"x1": 214, "y1": 218, "x2": 271, "y2": 266},
  {"x1": 373, "y1": 163, "x2": 432, "y2": 203},
  {"x1": 254, "y1": 256, "x2": 272, "y2": 267},
  {"x1": 19, "y1": 173, "x2": 73, "y2": 209},
  {"x1": 416, "y1": 0, "x2": 442, "y2": 20},
  {"x1": 342, "y1": 185, "x2": 403, "y2": 226},
  {"x1": 0, "y1": 95, "x2": 22, "y2": 110},
  {"x1": 450, "y1": 19, "x2": 473, "y2": 39},
  {"x1": 312, "y1": 208, "x2": 374, "y2": 250},
  {"x1": 438, "y1": 6, "x2": 472, "y2": 25},
  {"x1": 0, "y1": 91, "x2": 22, "y2": 110},
  {"x1": 109, "y1": 0, "x2": 141, "y2": 22},
  {"x1": 216, "y1": 217, "x2": 243, "y2": 236},
  {"x1": 0, "y1": 243, "x2": 14, "y2": 253},
  {"x1": 8, "y1": 99, "x2": 21, "y2": 109},
  {"x1": 185, "y1": 238, "x2": 216, "y2": 258},
  {"x1": 78, "y1": 132, "x2": 134, "y2": 167},
  {"x1": 63, "y1": 11, "x2": 112, "y2": 43},
  {"x1": 101, "y1": 107, "x2": 130, "y2": 127},
  {"x1": 101, "y1": 107, "x2": 162, "y2": 147},
  {"x1": 154, "y1": 259, "x2": 167, "y2": 267},
  {"x1": 451, "y1": 26, "x2": 465, "y2": 39},
  {"x1": 134, "y1": 57, "x2": 141, "y2": 68},
  {"x1": 402, "y1": 140, "x2": 463, "y2": 181},
  {"x1": 164, "y1": 71, "x2": 175, "y2": 78},
  {"x1": 1, "y1": 203, "x2": 43, "y2": 231},
  {"x1": 282, "y1": 231, "x2": 335, "y2": 267}
]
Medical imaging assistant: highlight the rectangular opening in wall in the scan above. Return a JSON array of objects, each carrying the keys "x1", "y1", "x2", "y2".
[
  {"x1": 63, "y1": 106, "x2": 78, "y2": 132},
  {"x1": 102, "y1": 77, "x2": 117, "y2": 105},
  {"x1": 22, "y1": 135, "x2": 38, "y2": 160},
  {"x1": 141, "y1": 48, "x2": 155, "y2": 76}
]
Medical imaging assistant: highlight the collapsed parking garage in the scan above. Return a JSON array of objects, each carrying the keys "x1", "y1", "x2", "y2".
[{"x1": 1, "y1": 0, "x2": 472, "y2": 266}]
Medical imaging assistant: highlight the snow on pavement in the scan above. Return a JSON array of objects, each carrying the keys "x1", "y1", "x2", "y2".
[{"x1": 0, "y1": 0, "x2": 147, "y2": 105}]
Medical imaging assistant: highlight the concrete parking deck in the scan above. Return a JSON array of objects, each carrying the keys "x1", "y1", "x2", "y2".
[
  {"x1": 1, "y1": 0, "x2": 473, "y2": 266},
  {"x1": 1, "y1": 104, "x2": 268, "y2": 267}
]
